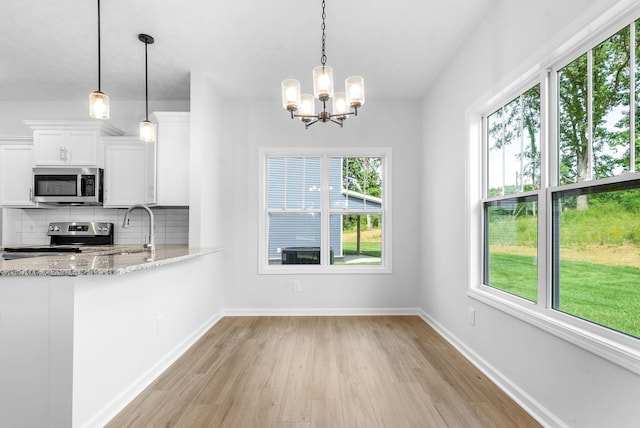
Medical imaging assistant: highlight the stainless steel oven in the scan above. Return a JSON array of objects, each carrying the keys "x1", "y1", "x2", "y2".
[
  {"x1": 2, "y1": 221, "x2": 114, "y2": 260},
  {"x1": 32, "y1": 167, "x2": 103, "y2": 205}
]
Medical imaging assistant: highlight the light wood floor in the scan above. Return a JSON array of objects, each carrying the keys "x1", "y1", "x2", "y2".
[{"x1": 107, "y1": 316, "x2": 540, "y2": 427}]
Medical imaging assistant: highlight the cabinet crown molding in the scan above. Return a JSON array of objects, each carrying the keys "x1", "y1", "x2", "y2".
[{"x1": 23, "y1": 120, "x2": 125, "y2": 136}]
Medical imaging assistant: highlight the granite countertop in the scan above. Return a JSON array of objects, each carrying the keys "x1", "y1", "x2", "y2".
[{"x1": 0, "y1": 245, "x2": 222, "y2": 276}]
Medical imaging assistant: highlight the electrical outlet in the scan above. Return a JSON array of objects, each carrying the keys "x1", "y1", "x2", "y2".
[
  {"x1": 468, "y1": 307, "x2": 476, "y2": 326},
  {"x1": 292, "y1": 280, "x2": 301, "y2": 292}
]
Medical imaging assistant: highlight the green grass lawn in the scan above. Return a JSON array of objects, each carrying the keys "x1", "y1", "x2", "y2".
[
  {"x1": 489, "y1": 252, "x2": 640, "y2": 338},
  {"x1": 342, "y1": 241, "x2": 381, "y2": 257}
]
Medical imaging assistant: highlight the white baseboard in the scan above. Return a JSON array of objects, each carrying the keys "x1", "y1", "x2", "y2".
[
  {"x1": 417, "y1": 309, "x2": 567, "y2": 428},
  {"x1": 84, "y1": 311, "x2": 224, "y2": 428},
  {"x1": 222, "y1": 307, "x2": 421, "y2": 317}
]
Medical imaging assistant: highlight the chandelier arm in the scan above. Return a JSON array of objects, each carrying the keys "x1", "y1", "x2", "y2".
[
  {"x1": 305, "y1": 119, "x2": 320, "y2": 129},
  {"x1": 292, "y1": 113, "x2": 320, "y2": 120},
  {"x1": 328, "y1": 111, "x2": 355, "y2": 119},
  {"x1": 330, "y1": 118, "x2": 344, "y2": 127}
]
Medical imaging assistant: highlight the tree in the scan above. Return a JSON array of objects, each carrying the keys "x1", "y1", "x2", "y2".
[
  {"x1": 487, "y1": 84, "x2": 541, "y2": 207},
  {"x1": 343, "y1": 157, "x2": 382, "y2": 255},
  {"x1": 558, "y1": 27, "x2": 631, "y2": 209}
]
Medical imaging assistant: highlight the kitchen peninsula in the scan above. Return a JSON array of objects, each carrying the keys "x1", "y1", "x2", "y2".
[
  {"x1": 0, "y1": 244, "x2": 219, "y2": 276},
  {"x1": 0, "y1": 245, "x2": 223, "y2": 427}
]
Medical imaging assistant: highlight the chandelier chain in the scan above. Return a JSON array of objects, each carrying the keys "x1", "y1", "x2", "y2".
[{"x1": 320, "y1": 0, "x2": 327, "y2": 66}]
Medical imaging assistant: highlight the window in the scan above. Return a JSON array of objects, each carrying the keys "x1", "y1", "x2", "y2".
[
  {"x1": 484, "y1": 85, "x2": 541, "y2": 302},
  {"x1": 551, "y1": 21, "x2": 640, "y2": 339},
  {"x1": 472, "y1": 13, "x2": 640, "y2": 373},
  {"x1": 552, "y1": 180, "x2": 640, "y2": 338},
  {"x1": 259, "y1": 148, "x2": 390, "y2": 273}
]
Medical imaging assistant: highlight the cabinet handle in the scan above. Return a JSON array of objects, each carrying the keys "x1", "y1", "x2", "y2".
[
  {"x1": 60, "y1": 147, "x2": 65, "y2": 160},
  {"x1": 29, "y1": 187, "x2": 33, "y2": 202}
]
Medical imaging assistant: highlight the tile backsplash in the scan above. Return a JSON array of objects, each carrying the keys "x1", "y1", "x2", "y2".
[{"x1": 3, "y1": 206, "x2": 188, "y2": 246}]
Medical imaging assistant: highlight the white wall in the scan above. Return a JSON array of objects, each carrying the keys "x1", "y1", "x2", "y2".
[
  {"x1": 72, "y1": 254, "x2": 222, "y2": 427},
  {"x1": 218, "y1": 96, "x2": 422, "y2": 312},
  {"x1": 189, "y1": 72, "x2": 224, "y2": 248},
  {"x1": 420, "y1": 0, "x2": 640, "y2": 426}
]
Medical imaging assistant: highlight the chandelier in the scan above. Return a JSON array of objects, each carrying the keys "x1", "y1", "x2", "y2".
[{"x1": 281, "y1": 0, "x2": 365, "y2": 129}]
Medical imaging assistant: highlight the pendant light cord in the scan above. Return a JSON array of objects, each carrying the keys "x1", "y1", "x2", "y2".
[
  {"x1": 144, "y1": 41, "x2": 149, "y2": 121},
  {"x1": 97, "y1": 0, "x2": 102, "y2": 91}
]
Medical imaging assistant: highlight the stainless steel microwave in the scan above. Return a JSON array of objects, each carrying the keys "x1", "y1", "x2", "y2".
[{"x1": 32, "y1": 167, "x2": 103, "y2": 205}]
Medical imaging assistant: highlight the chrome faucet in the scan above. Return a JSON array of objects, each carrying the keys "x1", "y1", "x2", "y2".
[{"x1": 122, "y1": 204, "x2": 155, "y2": 250}]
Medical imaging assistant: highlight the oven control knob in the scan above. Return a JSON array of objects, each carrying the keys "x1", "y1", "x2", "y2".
[{"x1": 49, "y1": 225, "x2": 54, "y2": 231}]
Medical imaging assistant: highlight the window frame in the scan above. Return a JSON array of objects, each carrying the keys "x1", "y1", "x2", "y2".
[
  {"x1": 468, "y1": 4, "x2": 640, "y2": 376},
  {"x1": 258, "y1": 147, "x2": 392, "y2": 275}
]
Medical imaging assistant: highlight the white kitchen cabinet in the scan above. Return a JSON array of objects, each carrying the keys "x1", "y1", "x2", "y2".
[
  {"x1": 24, "y1": 120, "x2": 124, "y2": 167},
  {"x1": 103, "y1": 137, "x2": 156, "y2": 207},
  {"x1": 0, "y1": 143, "x2": 37, "y2": 207},
  {"x1": 151, "y1": 112, "x2": 190, "y2": 206}
]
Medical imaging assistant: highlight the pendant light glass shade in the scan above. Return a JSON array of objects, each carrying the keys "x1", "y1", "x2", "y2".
[
  {"x1": 313, "y1": 65, "x2": 334, "y2": 101},
  {"x1": 89, "y1": 90, "x2": 109, "y2": 119},
  {"x1": 139, "y1": 120, "x2": 156, "y2": 143},
  {"x1": 282, "y1": 79, "x2": 301, "y2": 111},
  {"x1": 345, "y1": 76, "x2": 365, "y2": 108}
]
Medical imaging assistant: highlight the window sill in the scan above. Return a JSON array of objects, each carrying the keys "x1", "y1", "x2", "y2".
[
  {"x1": 467, "y1": 286, "x2": 640, "y2": 376},
  {"x1": 258, "y1": 265, "x2": 392, "y2": 275}
]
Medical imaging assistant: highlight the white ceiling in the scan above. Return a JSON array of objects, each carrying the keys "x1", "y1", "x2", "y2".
[{"x1": 0, "y1": 0, "x2": 494, "y2": 102}]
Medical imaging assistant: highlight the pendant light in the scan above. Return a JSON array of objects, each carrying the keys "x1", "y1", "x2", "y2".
[
  {"x1": 89, "y1": 0, "x2": 109, "y2": 119},
  {"x1": 281, "y1": 0, "x2": 365, "y2": 129},
  {"x1": 138, "y1": 33, "x2": 155, "y2": 143}
]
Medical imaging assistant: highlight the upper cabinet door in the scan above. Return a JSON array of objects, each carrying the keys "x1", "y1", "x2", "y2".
[
  {"x1": 33, "y1": 131, "x2": 67, "y2": 166},
  {"x1": 103, "y1": 137, "x2": 156, "y2": 208},
  {"x1": 25, "y1": 120, "x2": 124, "y2": 167},
  {"x1": 64, "y1": 131, "x2": 98, "y2": 165},
  {"x1": 33, "y1": 130, "x2": 98, "y2": 166},
  {"x1": 0, "y1": 144, "x2": 37, "y2": 207}
]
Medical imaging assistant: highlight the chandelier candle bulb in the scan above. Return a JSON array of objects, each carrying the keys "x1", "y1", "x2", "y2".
[
  {"x1": 346, "y1": 76, "x2": 365, "y2": 108},
  {"x1": 313, "y1": 65, "x2": 334, "y2": 101},
  {"x1": 333, "y1": 92, "x2": 348, "y2": 118},
  {"x1": 299, "y1": 94, "x2": 316, "y2": 122},
  {"x1": 282, "y1": 79, "x2": 301, "y2": 111}
]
